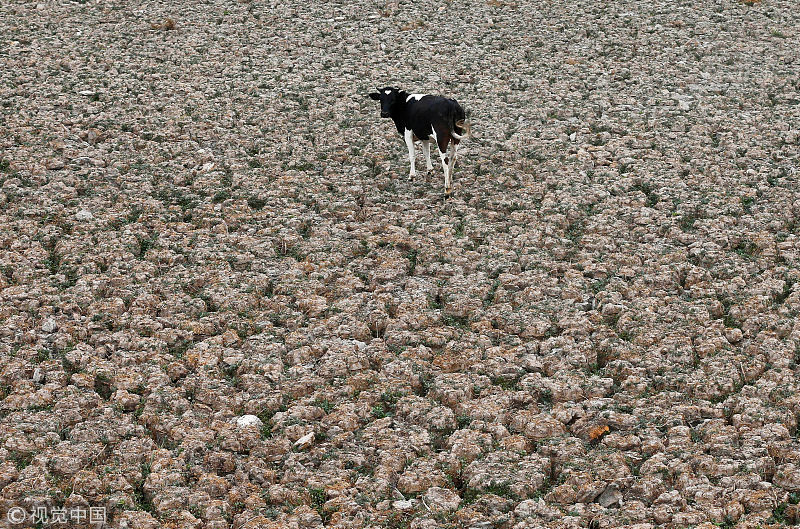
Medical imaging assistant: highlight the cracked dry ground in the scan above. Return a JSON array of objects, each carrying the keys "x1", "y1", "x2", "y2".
[{"x1": 1, "y1": 0, "x2": 800, "y2": 528}]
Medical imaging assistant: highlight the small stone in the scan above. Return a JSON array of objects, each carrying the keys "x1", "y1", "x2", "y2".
[
  {"x1": 234, "y1": 415, "x2": 264, "y2": 429},
  {"x1": 597, "y1": 484, "x2": 623, "y2": 508},
  {"x1": 76, "y1": 209, "x2": 94, "y2": 221},
  {"x1": 293, "y1": 431, "x2": 314, "y2": 450},
  {"x1": 423, "y1": 487, "x2": 461, "y2": 512},
  {"x1": 725, "y1": 327, "x2": 742, "y2": 343},
  {"x1": 42, "y1": 318, "x2": 58, "y2": 333},
  {"x1": 112, "y1": 389, "x2": 141, "y2": 412},
  {"x1": 32, "y1": 368, "x2": 45, "y2": 384},
  {"x1": 392, "y1": 499, "x2": 415, "y2": 511}
]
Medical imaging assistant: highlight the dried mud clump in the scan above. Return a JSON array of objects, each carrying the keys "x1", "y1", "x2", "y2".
[{"x1": 1, "y1": 0, "x2": 799, "y2": 528}]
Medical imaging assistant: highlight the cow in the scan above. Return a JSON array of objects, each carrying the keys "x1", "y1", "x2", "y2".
[{"x1": 368, "y1": 87, "x2": 470, "y2": 194}]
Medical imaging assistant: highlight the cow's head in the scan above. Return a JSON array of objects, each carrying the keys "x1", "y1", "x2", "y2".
[{"x1": 368, "y1": 87, "x2": 400, "y2": 118}]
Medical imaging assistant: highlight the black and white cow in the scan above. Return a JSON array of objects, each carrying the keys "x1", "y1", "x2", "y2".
[{"x1": 368, "y1": 87, "x2": 470, "y2": 194}]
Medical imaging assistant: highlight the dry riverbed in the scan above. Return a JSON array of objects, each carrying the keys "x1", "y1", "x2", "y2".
[{"x1": 1, "y1": 0, "x2": 800, "y2": 528}]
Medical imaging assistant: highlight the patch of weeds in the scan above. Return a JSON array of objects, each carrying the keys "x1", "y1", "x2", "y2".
[
  {"x1": 168, "y1": 339, "x2": 192, "y2": 358},
  {"x1": 538, "y1": 388, "x2": 553, "y2": 407},
  {"x1": 43, "y1": 248, "x2": 61, "y2": 275},
  {"x1": 719, "y1": 297, "x2": 740, "y2": 329},
  {"x1": 355, "y1": 239, "x2": 369, "y2": 257},
  {"x1": 372, "y1": 390, "x2": 403, "y2": 418},
  {"x1": 248, "y1": 196, "x2": 266, "y2": 210},
  {"x1": 428, "y1": 293, "x2": 443, "y2": 310},
  {"x1": 690, "y1": 428, "x2": 702, "y2": 443},
  {"x1": 313, "y1": 398, "x2": 334, "y2": 414},
  {"x1": 309, "y1": 487, "x2": 328, "y2": 518},
  {"x1": 371, "y1": 403, "x2": 391, "y2": 419},
  {"x1": 774, "y1": 277, "x2": 795, "y2": 305},
  {"x1": 590, "y1": 277, "x2": 609, "y2": 294},
  {"x1": 8, "y1": 451, "x2": 33, "y2": 470},
  {"x1": 133, "y1": 484, "x2": 154, "y2": 513},
  {"x1": 406, "y1": 249, "x2": 418, "y2": 276},
  {"x1": 198, "y1": 293, "x2": 219, "y2": 313},
  {"x1": 222, "y1": 362, "x2": 240, "y2": 387},
  {"x1": 298, "y1": 221, "x2": 311, "y2": 239},
  {"x1": 212, "y1": 189, "x2": 231, "y2": 203},
  {"x1": 385, "y1": 511, "x2": 412, "y2": 529},
  {"x1": 441, "y1": 314, "x2": 469, "y2": 329},
  {"x1": 414, "y1": 371, "x2": 434, "y2": 397},
  {"x1": 59, "y1": 267, "x2": 79, "y2": 290},
  {"x1": 456, "y1": 414, "x2": 471, "y2": 429},
  {"x1": 0, "y1": 264, "x2": 14, "y2": 283},
  {"x1": 732, "y1": 240, "x2": 758, "y2": 260},
  {"x1": 632, "y1": 181, "x2": 659, "y2": 207},
  {"x1": 484, "y1": 481, "x2": 517, "y2": 499},
  {"x1": 680, "y1": 211, "x2": 700, "y2": 232},
  {"x1": 484, "y1": 279, "x2": 500, "y2": 307},
  {"x1": 94, "y1": 374, "x2": 114, "y2": 400},
  {"x1": 454, "y1": 218, "x2": 466, "y2": 238},
  {"x1": 565, "y1": 220, "x2": 584, "y2": 244},
  {"x1": 741, "y1": 195, "x2": 755, "y2": 213},
  {"x1": 137, "y1": 233, "x2": 159, "y2": 258},
  {"x1": 491, "y1": 375, "x2": 519, "y2": 391},
  {"x1": 35, "y1": 347, "x2": 51, "y2": 363}
]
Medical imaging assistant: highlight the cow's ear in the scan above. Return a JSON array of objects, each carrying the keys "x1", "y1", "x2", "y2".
[{"x1": 368, "y1": 92, "x2": 380, "y2": 100}]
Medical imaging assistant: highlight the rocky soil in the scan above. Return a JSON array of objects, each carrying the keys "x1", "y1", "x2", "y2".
[{"x1": 2, "y1": 0, "x2": 800, "y2": 528}]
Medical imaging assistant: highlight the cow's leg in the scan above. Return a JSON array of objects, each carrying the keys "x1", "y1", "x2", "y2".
[
  {"x1": 447, "y1": 141, "x2": 458, "y2": 176},
  {"x1": 404, "y1": 128, "x2": 416, "y2": 180},
  {"x1": 432, "y1": 126, "x2": 452, "y2": 194},
  {"x1": 422, "y1": 140, "x2": 433, "y2": 171}
]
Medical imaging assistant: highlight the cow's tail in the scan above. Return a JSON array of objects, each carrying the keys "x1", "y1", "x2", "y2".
[
  {"x1": 451, "y1": 119, "x2": 471, "y2": 140},
  {"x1": 450, "y1": 101, "x2": 471, "y2": 140}
]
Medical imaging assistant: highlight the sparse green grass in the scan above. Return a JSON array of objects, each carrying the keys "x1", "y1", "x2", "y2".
[
  {"x1": 313, "y1": 398, "x2": 335, "y2": 414},
  {"x1": 371, "y1": 390, "x2": 404, "y2": 419},
  {"x1": 406, "y1": 249, "x2": 418, "y2": 276},
  {"x1": 442, "y1": 314, "x2": 469, "y2": 329},
  {"x1": 732, "y1": 240, "x2": 758, "y2": 259},
  {"x1": 632, "y1": 181, "x2": 659, "y2": 207},
  {"x1": 248, "y1": 196, "x2": 267, "y2": 210},
  {"x1": 8, "y1": 451, "x2": 33, "y2": 470}
]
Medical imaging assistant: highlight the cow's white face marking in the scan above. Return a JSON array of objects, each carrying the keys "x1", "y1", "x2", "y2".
[
  {"x1": 406, "y1": 93, "x2": 426, "y2": 103},
  {"x1": 384, "y1": 89, "x2": 391, "y2": 95}
]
